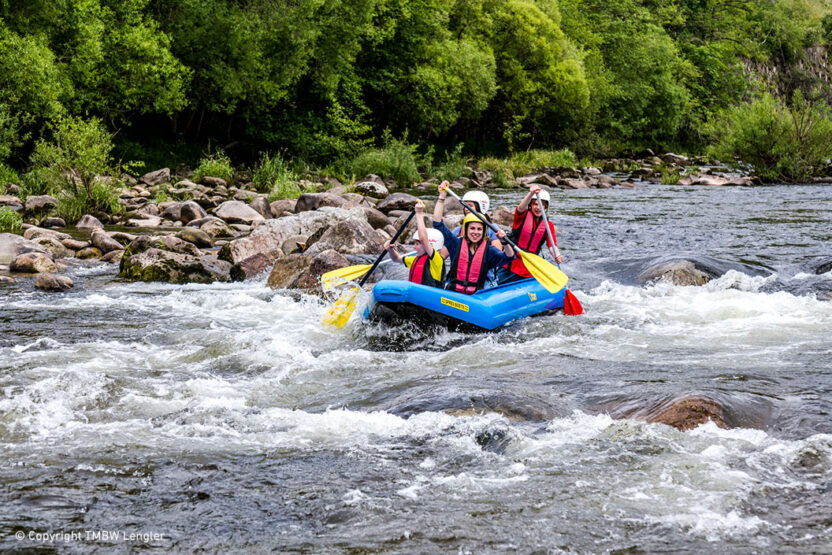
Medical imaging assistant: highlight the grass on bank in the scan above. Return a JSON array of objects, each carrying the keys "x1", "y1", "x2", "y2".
[
  {"x1": 0, "y1": 206, "x2": 22, "y2": 233},
  {"x1": 193, "y1": 150, "x2": 234, "y2": 183},
  {"x1": 0, "y1": 163, "x2": 20, "y2": 194},
  {"x1": 252, "y1": 153, "x2": 302, "y2": 200},
  {"x1": 478, "y1": 149, "x2": 578, "y2": 187}
]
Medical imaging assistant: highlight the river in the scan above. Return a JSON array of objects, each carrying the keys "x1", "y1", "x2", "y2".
[{"x1": 1, "y1": 183, "x2": 831, "y2": 552}]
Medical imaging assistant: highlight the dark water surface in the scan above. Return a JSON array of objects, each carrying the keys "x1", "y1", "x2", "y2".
[{"x1": 2, "y1": 184, "x2": 831, "y2": 552}]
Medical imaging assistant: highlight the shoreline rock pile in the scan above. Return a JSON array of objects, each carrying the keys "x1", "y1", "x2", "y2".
[{"x1": 0, "y1": 155, "x2": 768, "y2": 292}]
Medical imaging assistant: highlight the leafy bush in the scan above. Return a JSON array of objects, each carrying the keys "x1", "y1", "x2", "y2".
[
  {"x1": 26, "y1": 115, "x2": 123, "y2": 223},
  {"x1": 56, "y1": 182, "x2": 122, "y2": 223},
  {"x1": 707, "y1": 92, "x2": 832, "y2": 182},
  {"x1": 253, "y1": 153, "x2": 301, "y2": 199},
  {"x1": 192, "y1": 150, "x2": 234, "y2": 183},
  {"x1": 350, "y1": 135, "x2": 422, "y2": 187},
  {"x1": 0, "y1": 206, "x2": 22, "y2": 233},
  {"x1": 659, "y1": 165, "x2": 682, "y2": 185},
  {"x1": 430, "y1": 144, "x2": 470, "y2": 182},
  {"x1": 491, "y1": 169, "x2": 515, "y2": 189}
]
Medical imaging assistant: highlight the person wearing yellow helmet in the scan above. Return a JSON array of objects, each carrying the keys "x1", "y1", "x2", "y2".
[
  {"x1": 432, "y1": 181, "x2": 515, "y2": 295},
  {"x1": 385, "y1": 201, "x2": 445, "y2": 288},
  {"x1": 496, "y1": 184, "x2": 563, "y2": 284}
]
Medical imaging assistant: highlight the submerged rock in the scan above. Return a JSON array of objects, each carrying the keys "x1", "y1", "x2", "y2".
[
  {"x1": 637, "y1": 259, "x2": 715, "y2": 286},
  {"x1": 35, "y1": 274, "x2": 74, "y2": 291},
  {"x1": 646, "y1": 395, "x2": 729, "y2": 430}
]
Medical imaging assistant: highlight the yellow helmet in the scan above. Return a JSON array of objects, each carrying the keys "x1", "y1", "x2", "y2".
[{"x1": 462, "y1": 213, "x2": 485, "y2": 238}]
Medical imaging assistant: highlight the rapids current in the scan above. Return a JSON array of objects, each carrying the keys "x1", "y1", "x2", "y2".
[{"x1": 1, "y1": 184, "x2": 831, "y2": 552}]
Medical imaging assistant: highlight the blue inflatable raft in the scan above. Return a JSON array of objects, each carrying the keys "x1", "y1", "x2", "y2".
[{"x1": 363, "y1": 278, "x2": 566, "y2": 331}]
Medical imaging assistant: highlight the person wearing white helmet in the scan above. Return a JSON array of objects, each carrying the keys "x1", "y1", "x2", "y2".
[
  {"x1": 450, "y1": 190, "x2": 500, "y2": 247},
  {"x1": 496, "y1": 184, "x2": 563, "y2": 284},
  {"x1": 384, "y1": 201, "x2": 446, "y2": 288},
  {"x1": 432, "y1": 181, "x2": 515, "y2": 295}
]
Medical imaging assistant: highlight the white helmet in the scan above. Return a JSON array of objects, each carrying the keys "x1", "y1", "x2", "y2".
[
  {"x1": 426, "y1": 228, "x2": 444, "y2": 250},
  {"x1": 533, "y1": 189, "x2": 551, "y2": 205},
  {"x1": 462, "y1": 190, "x2": 490, "y2": 213}
]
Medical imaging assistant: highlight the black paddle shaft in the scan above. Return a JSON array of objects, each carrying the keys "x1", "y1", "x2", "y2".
[
  {"x1": 446, "y1": 189, "x2": 524, "y2": 253},
  {"x1": 358, "y1": 210, "x2": 416, "y2": 287}
]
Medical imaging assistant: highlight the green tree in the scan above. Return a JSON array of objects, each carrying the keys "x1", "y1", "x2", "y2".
[
  {"x1": 0, "y1": 20, "x2": 65, "y2": 161},
  {"x1": 27, "y1": 116, "x2": 123, "y2": 222}
]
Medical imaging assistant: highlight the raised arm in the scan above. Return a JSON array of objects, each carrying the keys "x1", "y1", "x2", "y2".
[
  {"x1": 433, "y1": 180, "x2": 449, "y2": 223},
  {"x1": 384, "y1": 240, "x2": 404, "y2": 264},
  {"x1": 517, "y1": 185, "x2": 541, "y2": 214},
  {"x1": 414, "y1": 202, "x2": 433, "y2": 257}
]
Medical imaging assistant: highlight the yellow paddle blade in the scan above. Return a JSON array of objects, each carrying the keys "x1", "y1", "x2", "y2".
[
  {"x1": 518, "y1": 250, "x2": 569, "y2": 293},
  {"x1": 321, "y1": 287, "x2": 360, "y2": 328},
  {"x1": 320, "y1": 264, "x2": 372, "y2": 290}
]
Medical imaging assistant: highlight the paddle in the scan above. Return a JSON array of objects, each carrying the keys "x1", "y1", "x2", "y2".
[
  {"x1": 536, "y1": 196, "x2": 584, "y2": 316},
  {"x1": 321, "y1": 252, "x2": 416, "y2": 291},
  {"x1": 321, "y1": 210, "x2": 416, "y2": 327},
  {"x1": 445, "y1": 188, "x2": 568, "y2": 293}
]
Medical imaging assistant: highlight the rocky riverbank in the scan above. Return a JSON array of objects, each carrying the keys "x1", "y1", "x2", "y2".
[{"x1": 0, "y1": 151, "x2": 766, "y2": 293}]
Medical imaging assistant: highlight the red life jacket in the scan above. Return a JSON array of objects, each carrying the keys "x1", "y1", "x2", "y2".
[
  {"x1": 507, "y1": 210, "x2": 552, "y2": 277},
  {"x1": 408, "y1": 253, "x2": 441, "y2": 288},
  {"x1": 511, "y1": 210, "x2": 548, "y2": 254},
  {"x1": 450, "y1": 239, "x2": 487, "y2": 294}
]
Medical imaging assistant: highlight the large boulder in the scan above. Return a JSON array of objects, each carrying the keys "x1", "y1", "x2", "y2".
[
  {"x1": 305, "y1": 219, "x2": 384, "y2": 256},
  {"x1": 490, "y1": 206, "x2": 514, "y2": 227},
  {"x1": 353, "y1": 181, "x2": 389, "y2": 199},
  {"x1": 0, "y1": 233, "x2": 49, "y2": 265},
  {"x1": 140, "y1": 168, "x2": 171, "y2": 186},
  {"x1": 219, "y1": 206, "x2": 367, "y2": 279},
  {"x1": 121, "y1": 249, "x2": 231, "y2": 283},
  {"x1": 362, "y1": 206, "x2": 392, "y2": 230},
  {"x1": 180, "y1": 200, "x2": 207, "y2": 223},
  {"x1": 376, "y1": 193, "x2": 420, "y2": 214},
  {"x1": 33, "y1": 235, "x2": 71, "y2": 259},
  {"x1": 119, "y1": 236, "x2": 229, "y2": 283},
  {"x1": 266, "y1": 249, "x2": 349, "y2": 292},
  {"x1": 214, "y1": 200, "x2": 265, "y2": 225},
  {"x1": 637, "y1": 259, "x2": 714, "y2": 286},
  {"x1": 10, "y1": 252, "x2": 59, "y2": 273},
  {"x1": 124, "y1": 235, "x2": 201, "y2": 258},
  {"x1": 269, "y1": 198, "x2": 297, "y2": 216},
  {"x1": 178, "y1": 228, "x2": 213, "y2": 248},
  {"x1": 40, "y1": 217, "x2": 66, "y2": 228},
  {"x1": 35, "y1": 274, "x2": 74, "y2": 291},
  {"x1": 250, "y1": 197, "x2": 273, "y2": 219},
  {"x1": 0, "y1": 195, "x2": 23, "y2": 209},
  {"x1": 24, "y1": 195, "x2": 58, "y2": 213},
  {"x1": 76, "y1": 214, "x2": 104, "y2": 229},
  {"x1": 161, "y1": 203, "x2": 183, "y2": 222},
  {"x1": 266, "y1": 254, "x2": 313, "y2": 289},
  {"x1": 23, "y1": 227, "x2": 71, "y2": 242},
  {"x1": 199, "y1": 218, "x2": 236, "y2": 238},
  {"x1": 91, "y1": 230, "x2": 126, "y2": 254},
  {"x1": 294, "y1": 192, "x2": 347, "y2": 213}
]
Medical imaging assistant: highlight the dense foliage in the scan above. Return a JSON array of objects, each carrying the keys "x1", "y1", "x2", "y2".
[{"x1": 1, "y1": 0, "x2": 831, "y2": 181}]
